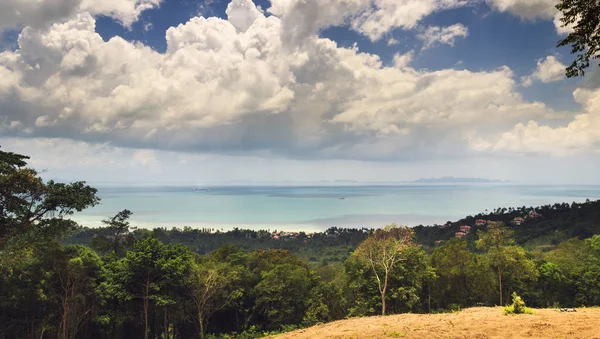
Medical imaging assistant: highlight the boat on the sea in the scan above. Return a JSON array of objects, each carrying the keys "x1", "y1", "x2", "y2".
[
  {"x1": 193, "y1": 188, "x2": 210, "y2": 192},
  {"x1": 338, "y1": 197, "x2": 345, "y2": 200}
]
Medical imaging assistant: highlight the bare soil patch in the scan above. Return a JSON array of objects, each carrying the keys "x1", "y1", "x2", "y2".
[{"x1": 274, "y1": 307, "x2": 600, "y2": 339}]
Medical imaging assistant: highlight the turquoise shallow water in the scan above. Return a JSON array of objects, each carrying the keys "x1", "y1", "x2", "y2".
[{"x1": 73, "y1": 185, "x2": 600, "y2": 231}]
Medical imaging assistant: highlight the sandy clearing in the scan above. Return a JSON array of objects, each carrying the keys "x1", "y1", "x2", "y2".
[{"x1": 274, "y1": 307, "x2": 600, "y2": 339}]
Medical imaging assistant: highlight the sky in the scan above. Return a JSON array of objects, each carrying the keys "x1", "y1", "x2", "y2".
[{"x1": 0, "y1": 0, "x2": 599, "y2": 185}]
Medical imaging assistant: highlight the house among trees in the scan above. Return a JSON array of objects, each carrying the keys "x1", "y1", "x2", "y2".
[
  {"x1": 528, "y1": 211, "x2": 542, "y2": 219},
  {"x1": 512, "y1": 217, "x2": 525, "y2": 226},
  {"x1": 270, "y1": 231, "x2": 306, "y2": 240},
  {"x1": 475, "y1": 219, "x2": 487, "y2": 226},
  {"x1": 460, "y1": 225, "x2": 471, "y2": 233},
  {"x1": 434, "y1": 240, "x2": 443, "y2": 245},
  {"x1": 455, "y1": 231, "x2": 466, "y2": 238}
]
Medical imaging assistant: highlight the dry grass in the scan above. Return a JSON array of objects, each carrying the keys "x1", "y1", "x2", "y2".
[{"x1": 274, "y1": 307, "x2": 600, "y2": 339}]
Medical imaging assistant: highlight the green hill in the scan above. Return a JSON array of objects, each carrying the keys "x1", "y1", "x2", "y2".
[{"x1": 414, "y1": 199, "x2": 600, "y2": 248}]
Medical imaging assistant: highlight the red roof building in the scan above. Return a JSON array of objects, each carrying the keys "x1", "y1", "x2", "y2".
[{"x1": 512, "y1": 217, "x2": 525, "y2": 225}]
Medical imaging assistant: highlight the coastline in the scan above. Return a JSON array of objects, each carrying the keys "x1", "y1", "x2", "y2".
[
  {"x1": 70, "y1": 184, "x2": 600, "y2": 232},
  {"x1": 70, "y1": 212, "x2": 461, "y2": 232}
]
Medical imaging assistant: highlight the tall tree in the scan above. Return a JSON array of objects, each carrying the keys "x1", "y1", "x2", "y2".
[
  {"x1": 477, "y1": 222, "x2": 537, "y2": 305},
  {"x1": 111, "y1": 237, "x2": 193, "y2": 339},
  {"x1": 187, "y1": 259, "x2": 242, "y2": 339},
  {"x1": 576, "y1": 235, "x2": 600, "y2": 305},
  {"x1": 0, "y1": 148, "x2": 99, "y2": 246},
  {"x1": 252, "y1": 263, "x2": 314, "y2": 329},
  {"x1": 556, "y1": 0, "x2": 600, "y2": 77},
  {"x1": 92, "y1": 209, "x2": 134, "y2": 257},
  {"x1": 0, "y1": 245, "x2": 54, "y2": 338},
  {"x1": 247, "y1": 249, "x2": 316, "y2": 330},
  {"x1": 353, "y1": 225, "x2": 414, "y2": 315},
  {"x1": 431, "y1": 238, "x2": 478, "y2": 308},
  {"x1": 536, "y1": 262, "x2": 567, "y2": 307},
  {"x1": 48, "y1": 245, "x2": 103, "y2": 339},
  {"x1": 477, "y1": 222, "x2": 515, "y2": 306}
]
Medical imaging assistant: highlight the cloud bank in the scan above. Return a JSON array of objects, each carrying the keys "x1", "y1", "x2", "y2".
[
  {"x1": 269, "y1": 0, "x2": 473, "y2": 43},
  {"x1": 0, "y1": 0, "x2": 596, "y2": 164},
  {"x1": 0, "y1": 0, "x2": 162, "y2": 32}
]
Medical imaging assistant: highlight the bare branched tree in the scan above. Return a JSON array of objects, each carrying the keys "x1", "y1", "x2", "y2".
[{"x1": 355, "y1": 224, "x2": 414, "y2": 315}]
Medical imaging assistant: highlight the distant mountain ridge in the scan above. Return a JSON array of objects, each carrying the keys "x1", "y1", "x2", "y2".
[{"x1": 411, "y1": 176, "x2": 509, "y2": 183}]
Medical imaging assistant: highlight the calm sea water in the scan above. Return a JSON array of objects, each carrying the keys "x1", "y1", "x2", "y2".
[{"x1": 73, "y1": 185, "x2": 600, "y2": 232}]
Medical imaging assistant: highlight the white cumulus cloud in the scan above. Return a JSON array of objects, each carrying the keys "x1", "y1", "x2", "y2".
[
  {"x1": 393, "y1": 51, "x2": 414, "y2": 68},
  {"x1": 80, "y1": 0, "x2": 162, "y2": 27},
  {"x1": 472, "y1": 68, "x2": 600, "y2": 156},
  {"x1": 269, "y1": 0, "x2": 472, "y2": 43},
  {"x1": 387, "y1": 38, "x2": 399, "y2": 45},
  {"x1": 486, "y1": 0, "x2": 577, "y2": 35},
  {"x1": 225, "y1": 0, "x2": 263, "y2": 32},
  {"x1": 417, "y1": 24, "x2": 469, "y2": 49},
  {"x1": 521, "y1": 55, "x2": 566, "y2": 87},
  {"x1": 0, "y1": 0, "x2": 583, "y2": 161},
  {"x1": 486, "y1": 0, "x2": 557, "y2": 20},
  {"x1": 0, "y1": 0, "x2": 161, "y2": 33},
  {"x1": 553, "y1": 11, "x2": 575, "y2": 35}
]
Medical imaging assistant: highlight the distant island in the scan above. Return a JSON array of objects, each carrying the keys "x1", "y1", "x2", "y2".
[{"x1": 411, "y1": 176, "x2": 509, "y2": 183}]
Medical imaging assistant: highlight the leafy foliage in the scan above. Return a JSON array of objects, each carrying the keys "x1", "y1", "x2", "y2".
[
  {"x1": 347, "y1": 229, "x2": 434, "y2": 317},
  {"x1": 556, "y1": 0, "x2": 600, "y2": 77},
  {"x1": 503, "y1": 292, "x2": 534, "y2": 315},
  {"x1": 353, "y1": 225, "x2": 422, "y2": 315},
  {"x1": 91, "y1": 209, "x2": 135, "y2": 257},
  {"x1": 70, "y1": 226, "x2": 371, "y2": 265},
  {"x1": 0, "y1": 147, "x2": 99, "y2": 247},
  {"x1": 431, "y1": 238, "x2": 494, "y2": 309},
  {"x1": 477, "y1": 222, "x2": 538, "y2": 306}
]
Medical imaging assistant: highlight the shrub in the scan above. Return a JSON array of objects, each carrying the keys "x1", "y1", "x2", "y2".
[
  {"x1": 448, "y1": 303, "x2": 462, "y2": 312},
  {"x1": 504, "y1": 292, "x2": 534, "y2": 315}
]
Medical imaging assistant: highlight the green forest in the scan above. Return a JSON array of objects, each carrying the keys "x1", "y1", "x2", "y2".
[{"x1": 2, "y1": 148, "x2": 600, "y2": 339}]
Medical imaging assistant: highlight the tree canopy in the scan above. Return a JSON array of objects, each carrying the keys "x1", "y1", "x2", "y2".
[
  {"x1": 0, "y1": 147, "x2": 99, "y2": 247},
  {"x1": 557, "y1": 0, "x2": 600, "y2": 77},
  {"x1": 2, "y1": 147, "x2": 600, "y2": 338}
]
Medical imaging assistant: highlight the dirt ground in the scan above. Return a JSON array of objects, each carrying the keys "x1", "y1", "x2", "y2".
[{"x1": 274, "y1": 307, "x2": 600, "y2": 339}]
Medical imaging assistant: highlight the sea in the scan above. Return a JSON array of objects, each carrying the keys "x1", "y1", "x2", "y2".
[{"x1": 72, "y1": 184, "x2": 600, "y2": 232}]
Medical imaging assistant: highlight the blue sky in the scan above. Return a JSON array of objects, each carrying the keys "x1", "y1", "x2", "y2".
[{"x1": 0, "y1": 0, "x2": 599, "y2": 184}]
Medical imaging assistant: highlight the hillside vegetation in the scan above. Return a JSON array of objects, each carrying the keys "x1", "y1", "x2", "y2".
[
  {"x1": 66, "y1": 199, "x2": 600, "y2": 264},
  {"x1": 414, "y1": 200, "x2": 600, "y2": 248},
  {"x1": 3, "y1": 147, "x2": 600, "y2": 339}
]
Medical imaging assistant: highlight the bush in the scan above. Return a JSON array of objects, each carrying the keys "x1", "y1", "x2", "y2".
[
  {"x1": 205, "y1": 324, "x2": 300, "y2": 339},
  {"x1": 504, "y1": 292, "x2": 534, "y2": 315},
  {"x1": 448, "y1": 303, "x2": 462, "y2": 312}
]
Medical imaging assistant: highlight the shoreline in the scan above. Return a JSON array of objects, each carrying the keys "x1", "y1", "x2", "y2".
[
  {"x1": 70, "y1": 186, "x2": 600, "y2": 232},
  {"x1": 70, "y1": 213, "x2": 461, "y2": 232}
]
